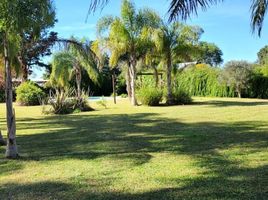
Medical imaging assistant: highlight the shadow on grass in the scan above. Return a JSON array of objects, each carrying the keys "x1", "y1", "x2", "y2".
[
  {"x1": 0, "y1": 99, "x2": 268, "y2": 199},
  {"x1": 1, "y1": 164, "x2": 267, "y2": 200},
  {"x1": 193, "y1": 99, "x2": 268, "y2": 107}
]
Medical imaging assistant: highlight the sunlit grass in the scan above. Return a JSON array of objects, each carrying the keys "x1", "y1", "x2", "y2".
[{"x1": 0, "y1": 97, "x2": 268, "y2": 199}]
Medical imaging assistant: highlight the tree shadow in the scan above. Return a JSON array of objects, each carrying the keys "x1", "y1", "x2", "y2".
[
  {"x1": 193, "y1": 99, "x2": 268, "y2": 107},
  {"x1": 1, "y1": 163, "x2": 267, "y2": 200},
  {"x1": 0, "y1": 106, "x2": 268, "y2": 199}
]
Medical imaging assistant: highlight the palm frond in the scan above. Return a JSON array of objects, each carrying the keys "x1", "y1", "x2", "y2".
[
  {"x1": 68, "y1": 38, "x2": 100, "y2": 84},
  {"x1": 251, "y1": 0, "x2": 268, "y2": 36},
  {"x1": 50, "y1": 51, "x2": 74, "y2": 88},
  {"x1": 168, "y1": 0, "x2": 223, "y2": 21},
  {"x1": 86, "y1": 0, "x2": 109, "y2": 21},
  {"x1": 96, "y1": 15, "x2": 114, "y2": 36}
]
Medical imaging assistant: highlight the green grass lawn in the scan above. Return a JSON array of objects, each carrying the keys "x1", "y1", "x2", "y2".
[{"x1": 0, "y1": 97, "x2": 268, "y2": 200}]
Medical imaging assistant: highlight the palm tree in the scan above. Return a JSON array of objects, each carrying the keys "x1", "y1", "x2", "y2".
[
  {"x1": 96, "y1": 0, "x2": 160, "y2": 105},
  {"x1": 152, "y1": 22, "x2": 203, "y2": 104},
  {"x1": 89, "y1": 0, "x2": 267, "y2": 36},
  {"x1": 50, "y1": 39, "x2": 99, "y2": 104}
]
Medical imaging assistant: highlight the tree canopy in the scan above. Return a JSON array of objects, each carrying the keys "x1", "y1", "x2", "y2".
[{"x1": 257, "y1": 45, "x2": 268, "y2": 65}]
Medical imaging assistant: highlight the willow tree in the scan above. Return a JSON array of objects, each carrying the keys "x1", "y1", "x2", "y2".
[
  {"x1": 90, "y1": 0, "x2": 267, "y2": 36},
  {"x1": 96, "y1": 0, "x2": 160, "y2": 106},
  {"x1": 0, "y1": 0, "x2": 55, "y2": 158},
  {"x1": 152, "y1": 22, "x2": 203, "y2": 104}
]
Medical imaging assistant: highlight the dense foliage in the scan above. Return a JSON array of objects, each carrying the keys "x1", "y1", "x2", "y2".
[
  {"x1": 16, "y1": 81, "x2": 45, "y2": 106},
  {"x1": 247, "y1": 66, "x2": 268, "y2": 98},
  {"x1": 43, "y1": 89, "x2": 93, "y2": 114},
  {"x1": 222, "y1": 61, "x2": 252, "y2": 98},
  {"x1": 171, "y1": 88, "x2": 192, "y2": 105},
  {"x1": 175, "y1": 65, "x2": 235, "y2": 97},
  {"x1": 172, "y1": 63, "x2": 268, "y2": 99},
  {"x1": 137, "y1": 87, "x2": 163, "y2": 106},
  {"x1": 196, "y1": 42, "x2": 223, "y2": 66}
]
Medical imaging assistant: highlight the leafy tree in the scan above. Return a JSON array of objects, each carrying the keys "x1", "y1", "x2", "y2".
[
  {"x1": 90, "y1": 0, "x2": 267, "y2": 36},
  {"x1": 222, "y1": 61, "x2": 253, "y2": 98},
  {"x1": 0, "y1": 0, "x2": 55, "y2": 158},
  {"x1": 175, "y1": 64, "x2": 235, "y2": 97},
  {"x1": 152, "y1": 22, "x2": 203, "y2": 104},
  {"x1": 96, "y1": 0, "x2": 160, "y2": 106},
  {"x1": 197, "y1": 41, "x2": 223, "y2": 66},
  {"x1": 17, "y1": 0, "x2": 56, "y2": 82},
  {"x1": 257, "y1": 45, "x2": 268, "y2": 65},
  {"x1": 18, "y1": 31, "x2": 58, "y2": 82}
]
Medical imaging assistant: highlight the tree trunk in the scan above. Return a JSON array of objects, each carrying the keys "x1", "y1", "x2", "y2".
[
  {"x1": 129, "y1": 61, "x2": 137, "y2": 106},
  {"x1": 237, "y1": 90, "x2": 241, "y2": 98},
  {"x1": 4, "y1": 32, "x2": 19, "y2": 158},
  {"x1": 166, "y1": 55, "x2": 174, "y2": 105},
  {"x1": 126, "y1": 66, "x2": 132, "y2": 101},
  {"x1": 236, "y1": 84, "x2": 242, "y2": 98},
  {"x1": 76, "y1": 68, "x2": 82, "y2": 100},
  {"x1": 17, "y1": 55, "x2": 28, "y2": 82},
  {"x1": 0, "y1": 130, "x2": 6, "y2": 146},
  {"x1": 152, "y1": 65, "x2": 159, "y2": 88},
  {"x1": 112, "y1": 71, "x2": 116, "y2": 104}
]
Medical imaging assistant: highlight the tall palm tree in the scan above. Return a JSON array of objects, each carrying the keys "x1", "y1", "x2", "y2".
[
  {"x1": 95, "y1": 0, "x2": 160, "y2": 105},
  {"x1": 152, "y1": 22, "x2": 203, "y2": 104},
  {"x1": 89, "y1": 0, "x2": 267, "y2": 36}
]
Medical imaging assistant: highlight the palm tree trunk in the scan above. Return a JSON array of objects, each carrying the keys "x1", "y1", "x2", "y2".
[
  {"x1": 0, "y1": 130, "x2": 6, "y2": 146},
  {"x1": 126, "y1": 66, "x2": 132, "y2": 101},
  {"x1": 4, "y1": 32, "x2": 19, "y2": 158},
  {"x1": 76, "y1": 67, "x2": 82, "y2": 101},
  {"x1": 166, "y1": 55, "x2": 174, "y2": 105},
  {"x1": 129, "y1": 61, "x2": 137, "y2": 106}
]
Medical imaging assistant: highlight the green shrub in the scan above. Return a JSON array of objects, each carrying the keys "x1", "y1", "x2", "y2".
[
  {"x1": 43, "y1": 89, "x2": 93, "y2": 115},
  {"x1": 172, "y1": 88, "x2": 192, "y2": 105},
  {"x1": 137, "y1": 87, "x2": 163, "y2": 106},
  {"x1": 16, "y1": 81, "x2": 45, "y2": 106},
  {"x1": 120, "y1": 93, "x2": 128, "y2": 98},
  {"x1": 246, "y1": 68, "x2": 268, "y2": 99},
  {"x1": 75, "y1": 92, "x2": 94, "y2": 112},
  {"x1": 136, "y1": 76, "x2": 156, "y2": 89}
]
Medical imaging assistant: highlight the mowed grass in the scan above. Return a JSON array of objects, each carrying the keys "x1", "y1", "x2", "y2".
[{"x1": 0, "y1": 97, "x2": 268, "y2": 200}]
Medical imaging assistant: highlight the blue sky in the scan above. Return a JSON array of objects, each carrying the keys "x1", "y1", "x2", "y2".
[{"x1": 32, "y1": 0, "x2": 268, "y2": 79}]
